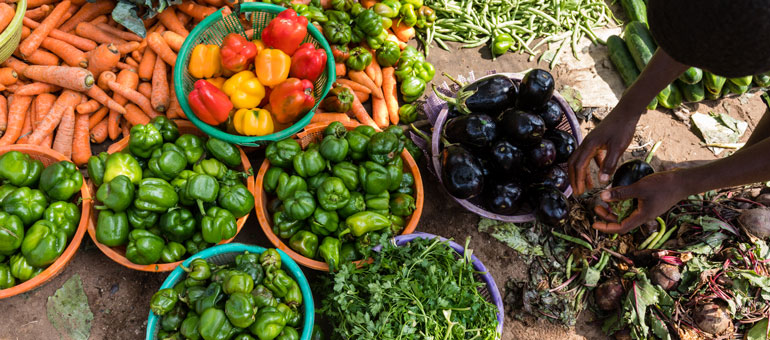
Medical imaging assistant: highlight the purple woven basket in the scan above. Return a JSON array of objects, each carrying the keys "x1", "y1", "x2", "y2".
[
  {"x1": 373, "y1": 232, "x2": 505, "y2": 337},
  {"x1": 429, "y1": 72, "x2": 583, "y2": 223}
]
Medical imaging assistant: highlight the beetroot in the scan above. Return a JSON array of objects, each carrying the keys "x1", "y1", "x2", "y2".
[
  {"x1": 738, "y1": 207, "x2": 770, "y2": 239},
  {"x1": 694, "y1": 303, "x2": 732, "y2": 335},
  {"x1": 595, "y1": 279, "x2": 624, "y2": 311},
  {"x1": 650, "y1": 263, "x2": 680, "y2": 291}
]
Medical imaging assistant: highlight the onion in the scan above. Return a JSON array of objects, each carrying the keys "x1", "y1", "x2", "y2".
[
  {"x1": 595, "y1": 279, "x2": 624, "y2": 311},
  {"x1": 650, "y1": 263, "x2": 680, "y2": 291},
  {"x1": 738, "y1": 207, "x2": 770, "y2": 239},
  {"x1": 694, "y1": 303, "x2": 732, "y2": 335}
]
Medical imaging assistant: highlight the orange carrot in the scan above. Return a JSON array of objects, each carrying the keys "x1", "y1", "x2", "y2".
[
  {"x1": 138, "y1": 48, "x2": 156, "y2": 81},
  {"x1": 52, "y1": 107, "x2": 75, "y2": 158},
  {"x1": 0, "y1": 95, "x2": 7, "y2": 133},
  {"x1": 27, "y1": 0, "x2": 57, "y2": 8},
  {"x1": 75, "y1": 22, "x2": 126, "y2": 45},
  {"x1": 27, "y1": 90, "x2": 81, "y2": 145},
  {"x1": 88, "y1": 106, "x2": 108, "y2": 129},
  {"x1": 138, "y1": 82, "x2": 152, "y2": 99},
  {"x1": 59, "y1": 0, "x2": 114, "y2": 33},
  {"x1": 21, "y1": 26, "x2": 30, "y2": 40},
  {"x1": 125, "y1": 57, "x2": 139, "y2": 68},
  {"x1": 107, "y1": 105, "x2": 120, "y2": 140},
  {"x1": 147, "y1": 32, "x2": 177, "y2": 67},
  {"x1": 108, "y1": 80, "x2": 159, "y2": 118},
  {"x1": 121, "y1": 117, "x2": 129, "y2": 137},
  {"x1": 2, "y1": 57, "x2": 28, "y2": 79},
  {"x1": 23, "y1": 65, "x2": 94, "y2": 91},
  {"x1": 112, "y1": 69, "x2": 139, "y2": 111},
  {"x1": 335, "y1": 62, "x2": 346, "y2": 78},
  {"x1": 90, "y1": 117, "x2": 107, "y2": 143},
  {"x1": 87, "y1": 43, "x2": 120, "y2": 78},
  {"x1": 157, "y1": 7, "x2": 189, "y2": 37},
  {"x1": 85, "y1": 85, "x2": 126, "y2": 114},
  {"x1": 95, "y1": 22, "x2": 142, "y2": 42},
  {"x1": 151, "y1": 54, "x2": 169, "y2": 112},
  {"x1": 162, "y1": 31, "x2": 184, "y2": 52},
  {"x1": 353, "y1": 90, "x2": 369, "y2": 103},
  {"x1": 176, "y1": 9, "x2": 191, "y2": 25},
  {"x1": 0, "y1": 68, "x2": 17, "y2": 85},
  {"x1": 97, "y1": 70, "x2": 116, "y2": 90},
  {"x1": 176, "y1": 1, "x2": 216, "y2": 22},
  {"x1": 76, "y1": 99, "x2": 100, "y2": 114},
  {"x1": 348, "y1": 70, "x2": 383, "y2": 99},
  {"x1": 0, "y1": 95, "x2": 33, "y2": 146},
  {"x1": 16, "y1": 108, "x2": 33, "y2": 144},
  {"x1": 131, "y1": 50, "x2": 142, "y2": 63},
  {"x1": 372, "y1": 61, "x2": 382, "y2": 87},
  {"x1": 310, "y1": 113, "x2": 351, "y2": 124},
  {"x1": 15, "y1": 82, "x2": 60, "y2": 96},
  {"x1": 123, "y1": 103, "x2": 150, "y2": 126},
  {"x1": 23, "y1": 17, "x2": 98, "y2": 51},
  {"x1": 40, "y1": 37, "x2": 88, "y2": 68},
  {"x1": 116, "y1": 62, "x2": 134, "y2": 71},
  {"x1": 391, "y1": 22, "x2": 415, "y2": 42},
  {"x1": 24, "y1": 5, "x2": 50, "y2": 21},
  {"x1": 365, "y1": 62, "x2": 377, "y2": 84},
  {"x1": 372, "y1": 97, "x2": 388, "y2": 129},
  {"x1": 19, "y1": 0, "x2": 71, "y2": 58},
  {"x1": 89, "y1": 15, "x2": 108, "y2": 26},
  {"x1": 20, "y1": 49, "x2": 60, "y2": 66},
  {"x1": 361, "y1": 0, "x2": 376, "y2": 8},
  {"x1": 167, "y1": 78, "x2": 183, "y2": 119},
  {"x1": 336, "y1": 79, "x2": 370, "y2": 94},
  {"x1": 59, "y1": 4, "x2": 78, "y2": 25},
  {"x1": 0, "y1": 4, "x2": 16, "y2": 37},
  {"x1": 71, "y1": 111, "x2": 89, "y2": 165},
  {"x1": 115, "y1": 41, "x2": 140, "y2": 55},
  {"x1": 382, "y1": 66, "x2": 399, "y2": 125},
  {"x1": 33, "y1": 93, "x2": 55, "y2": 126},
  {"x1": 340, "y1": 84, "x2": 379, "y2": 130}
]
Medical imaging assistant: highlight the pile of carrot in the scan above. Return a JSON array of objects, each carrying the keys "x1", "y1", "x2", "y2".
[{"x1": 0, "y1": 0, "x2": 229, "y2": 166}]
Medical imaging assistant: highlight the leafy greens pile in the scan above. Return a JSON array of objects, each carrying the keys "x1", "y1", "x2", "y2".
[
  {"x1": 319, "y1": 237, "x2": 499, "y2": 340},
  {"x1": 111, "y1": 0, "x2": 182, "y2": 37}
]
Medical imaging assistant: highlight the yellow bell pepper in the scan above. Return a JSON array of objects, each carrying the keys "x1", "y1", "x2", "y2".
[
  {"x1": 255, "y1": 48, "x2": 291, "y2": 87},
  {"x1": 233, "y1": 108, "x2": 274, "y2": 136},
  {"x1": 252, "y1": 40, "x2": 266, "y2": 56},
  {"x1": 189, "y1": 44, "x2": 222, "y2": 79},
  {"x1": 222, "y1": 71, "x2": 266, "y2": 109},
  {"x1": 205, "y1": 77, "x2": 226, "y2": 90}
]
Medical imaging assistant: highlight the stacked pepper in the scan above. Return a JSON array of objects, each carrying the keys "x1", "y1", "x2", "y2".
[
  {"x1": 90, "y1": 117, "x2": 256, "y2": 265},
  {"x1": 0, "y1": 152, "x2": 83, "y2": 289},
  {"x1": 264, "y1": 122, "x2": 417, "y2": 270},
  {"x1": 150, "y1": 249, "x2": 324, "y2": 340}
]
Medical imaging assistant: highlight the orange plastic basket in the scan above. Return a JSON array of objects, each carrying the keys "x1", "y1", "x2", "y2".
[
  {"x1": 87, "y1": 121, "x2": 256, "y2": 272},
  {"x1": 255, "y1": 121, "x2": 424, "y2": 271},
  {"x1": 0, "y1": 145, "x2": 92, "y2": 299}
]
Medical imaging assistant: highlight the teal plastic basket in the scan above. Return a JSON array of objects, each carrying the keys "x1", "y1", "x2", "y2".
[
  {"x1": 174, "y1": 2, "x2": 336, "y2": 147},
  {"x1": 145, "y1": 243, "x2": 315, "y2": 339}
]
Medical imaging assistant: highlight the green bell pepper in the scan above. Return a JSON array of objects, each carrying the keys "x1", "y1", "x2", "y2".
[
  {"x1": 272, "y1": 211, "x2": 303, "y2": 239},
  {"x1": 200, "y1": 308, "x2": 238, "y2": 340},
  {"x1": 389, "y1": 214, "x2": 406, "y2": 233},
  {"x1": 350, "y1": 26, "x2": 364, "y2": 43},
  {"x1": 284, "y1": 190, "x2": 316, "y2": 220},
  {"x1": 0, "y1": 212, "x2": 23, "y2": 255},
  {"x1": 135, "y1": 178, "x2": 178, "y2": 212},
  {"x1": 3, "y1": 187, "x2": 47, "y2": 226},
  {"x1": 0, "y1": 184, "x2": 16, "y2": 205},
  {"x1": 399, "y1": 3, "x2": 417, "y2": 27},
  {"x1": 263, "y1": 269, "x2": 293, "y2": 298},
  {"x1": 307, "y1": 5, "x2": 329, "y2": 23},
  {"x1": 492, "y1": 33, "x2": 514, "y2": 56},
  {"x1": 396, "y1": 172, "x2": 415, "y2": 195},
  {"x1": 292, "y1": 149, "x2": 325, "y2": 178},
  {"x1": 358, "y1": 161, "x2": 390, "y2": 195},
  {"x1": 218, "y1": 183, "x2": 254, "y2": 219},
  {"x1": 129, "y1": 123, "x2": 163, "y2": 158},
  {"x1": 340, "y1": 242, "x2": 358, "y2": 262},
  {"x1": 317, "y1": 177, "x2": 350, "y2": 210},
  {"x1": 276, "y1": 302, "x2": 301, "y2": 327},
  {"x1": 234, "y1": 333, "x2": 256, "y2": 340},
  {"x1": 251, "y1": 284, "x2": 278, "y2": 308},
  {"x1": 338, "y1": 191, "x2": 365, "y2": 218},
  {"x1": 161, "y1": 303, "x2": 187, "y2": 332},
  {"x1": 151, "y1": 116, "x2": 180, "y2": 143},
  {"x1": 322, "y1": 21, "x2": 351, "y2": 45},
  {"x1": 126, "y1": 229, "x2": 165, "y2": 265},
  {"x1": 194, "y1": 158, "x2": 227, "y2": 180},
  {"x1": 276, "y1": 173, "x2": 307, "y2": 201},
  {"x1": 412, "y1": 61, "x2": 435, "y2": 82},
  {"x1": 87, "y1": 152, "x2": 110, "y2": 187},
  {"x1": 195, "y1": 282, "x2": 224, "y2": 315},
  {"x1": 151, "y1": 288, "x2": 179, "y2": 316},
  {"x1": 10, "y1": 253, "x2": 40, "y2": 281},
  {"x1": 149, "y1": 143, "x2": 187, "y2": 181},
  {"x1": 276, "y1": 326, "x2": 299, "y2": 340},
  {"x1": 365, "y1": 29, "x2": 388, "y2": 50},
  {"x1": 104, "y1": 152, "x2": 143, "y2": 185},
  {"x1": 0, "y1": 151, "x2": 42, "y2": 187},
  {"x1": 346, "y1": 126, "x2": 373, "y2": 160},
  {"x1": 365, "y1": 191, "x2": 389, "y2": 211},
  {"x1": 289, "y1": 230, "x2": 318, "y2": 258},
  {"x1": 310, "y1": 208, "x2": 339, "y2": 236},
  {"x1": 398, "y1": 104, "x2": 417, "y2": 123},
  {"x1": 386, "y1": 158, "x2": 403, "y2": 191},
  {"x1": 326, "y1": 10, "x2": 350, "y2": 23},
  {"x1": 331, "y1": 0, "x2": 353, "y2": 11},
  {"x1": 346, "y1": 211, "x2": 391, "y2": 237},
  {"x1": 324, "y1": 121, "x2": 347, "y2": 138},
  {"x1": 331, "y1": 162, "x2": 358, "y2": 191},
  {"x1": 0, "y1": 263, "x2": 14, "y2": 289},
  {"x1": 96, "y1": 210, "x2": 129, "y2": 246},
  {"x1": 161, "y1": 242, "x2": 186, "y2": 263},
  {"x1": 319, "y1": 135, "x2": 349, "y2": 163},
  {"x1": 390, "y1": 193, "x2": 416, "y2": 216},
  {"x1": 170, "y1": 170, "x2": 196, "y2": 206},
  {"x1": 235, "y1": 251, "x2": 264, "y2": 284},
  {"x1": 160, "y1": 207, "x2": 196, "y2": 242},
  {"x1": 185, "y1": 232, "x2": 209, "y2": 255},
  {"x1": 404, "y1": 138, "x2": 421, "y2": 162},
  {"x1": 225, "y1": 292, "x2": 256, "y2": 328},
  {"x1": 224, "y1": 271, "x2": 254, "y2": 295},
  {"x1": 185, "y1": 174, "x2": 219, "y2": 215},
  {"x1": 185, "y1": 258, "x2": 211, "y2": 281},
  {"x1": 400, "y1": 75, "x2": 426, "y2": 102},
  {"x1": 355, "y1": 9, "x2": 383, "y2": 36},
  {"x1": 346, "y1": 47, "x2": 372, "y2": 71},
  {"x1": 259, "y1": 248, "x2": 281, "y2": 274},
  {"x1": 266, "y1": 140, "x2": 302, "y2": 169},
  {"x1": 206, "y1": 138, "x2": 241, "y2": 168},
  {"x1": 127, "y1": 206, "x2": 159, "y2": 229},
  {"x1": 319, "y1": 237, "x2": 341, "y2": 271},
  {"x1": 415, "y1": 5, "x2": 435, "y2": 28},
  {"x1": 201, "y1": 206, "x2": 237, "y2": 244},
  {"x1": 367, "y1": 132, "x2": 400, "y2": 164},
  {"x1": 381, "y1": 15, "x2": 393, "y2": 30},
  {"x1": 96, "y1": 175, "x2": 134, "y2": 212},
  {"x1": 249, "y1": 306, "x2": 286, "y2": 340},
  {"x1": 263, "y1": 167, "x2": 284, "y2": 194},
  {"x1": 376, "y1": 41, "x2": 401, "y2": 67},
  {"x1": 180, "y1": 312, "x2": 201, "y2": 340},
  {"x1": 400, "y1": 45, "x2": 423, "y2": 64},
  {"x1": 374, "y1": 0, "x2": 401, "y2": 17},
  {"x1": 39, "y1": 160, "x2": 83, "y2": 201},
  {"x1": 175, "y1": 134, "x2": 205, "y2": 165},
  {"x1": 306, "y1": 172, "x2": 330, "y2": 194}
]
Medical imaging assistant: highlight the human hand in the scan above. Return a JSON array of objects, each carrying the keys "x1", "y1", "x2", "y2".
[{"x1": 592, "y1": 170, "x2": 687, "y2": 234}]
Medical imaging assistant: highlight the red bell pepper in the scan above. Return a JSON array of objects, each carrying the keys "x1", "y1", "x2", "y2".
[
  {"x1": 269, "y1": 78, "x2": 315, "y2": 124},
  {"x1": 220, "y1": 33, "x2": 258, "y2": 72},
  {"x1": 289, "y1": 43, "x2": 327, "y2": 83},
  {"x1": 261, "y1": 9, "x2": 308, "y2": 56},
  {"x1": 188, "y1": 79, "x2": 232, "y2": 126}
]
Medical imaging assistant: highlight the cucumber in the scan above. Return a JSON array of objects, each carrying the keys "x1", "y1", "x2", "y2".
[
  {"x1": 647, "y1": 97, "x2": 658, "y2": 110},
  {"x1": 607, "y1": 35, "x2": 640, "y2": 87},
  {"x1": 679, "y1": 80, "x2": 705, "y2": 103},
  {"x1": 624, "y1": 22, "x2": 657, "y2": 71},
  {"x1": 624, "y1": 21, "x2": 657, "y2": 51},
  {"x1": 703, "y1": 71, "x2": 727, "y2": 95},
  {"x1": 726, "y1": 81, "x2": 750, "y2": 94},
  {"x1": 657, "y1": 83, "x2": 683, "y2": 109},
  {"x1": 678, "y1": 67, "x2": 703, "y2": 85},
  {"x1": 705, "y1": 87, "x2": 722, "y2": 100},
  {"x1": 728, "y1": 75, "x2": 753, "y2": 87},
  {"x1": 755, "y1": 72, "x2": 770, "y2": 87},
  {"x1": 620, "y1": 0, "x2": 647, "y2": 25}
]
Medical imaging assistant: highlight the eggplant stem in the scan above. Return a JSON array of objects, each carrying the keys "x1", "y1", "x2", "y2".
[
  {"x1": 409, "y1": 124, "x2": 433, "y2": 145},
  {"x1": 645, "y1": 141, "x2": 662, "y2": 164},
  {"x1": 442, "y1": 72, "x2": 465, "y2": 86}
]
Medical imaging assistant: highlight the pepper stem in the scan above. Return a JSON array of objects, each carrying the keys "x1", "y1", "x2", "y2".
[
  {"x1": 645, "y1": 141, "x2": 662, "y2": 164},
  {"x1": 94, "y1": 205, "x2": 109, "y2": 210},
  {"x1": 197, "y1": 200, "x2": 207, "y2": 216}
]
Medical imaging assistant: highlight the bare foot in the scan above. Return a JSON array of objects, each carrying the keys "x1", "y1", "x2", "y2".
[{"x1": 657, "y1": 159, "x2": 713, "y2": 171}]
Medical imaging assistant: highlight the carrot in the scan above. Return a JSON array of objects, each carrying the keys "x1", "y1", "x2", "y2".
[
  {"x1": 147, "y1": 32, "x2": 177, "y2": 67},
  {"x1": 75, "y1": 22, "x2": 126, "y2": 45},
  {"x1": 373, "y1": 61, "x2": 383, "y2": 87},
  {"x1": 76, "y1": 99, "x2": 100, "y2": 114},
  {"x1": 124, "y1": 57, "x2": 138, "y2": 68},
  {"x1": 89, "y1": 15, "x2": 107, "y2": 26},
  {"x1": 121, "y1": 117, "x2": 129, "y2": 137},
  {"x1": 27, "y1": 0, "x2": 57, "y2": 8},
  {"x1": 361, "y1": 0, "x2": 376, "y2": 8},
  {"x1": 33, "y1": 93, "x2": 55, "y2": 127},
  {"x1": 0, "y1": 68, "x2": 17, "y2": 85},
  {"x1": 176, "y1": 1, "x2": 216, "y2": 22},
  {"x1": 157, "y1": 7, "x2": 189, "y2": 37},
  {"x1": 52, "y1": 107, "x2": 75, "y2": 158},
  {"x1": 85, "y1": 85, "x2": 126, "y2": 114},
  {"x1": 0, "y1": 95, "x2": 32, "y2": 146},
  {"x1": 385, "y1": 30, "x2": 406, "y2": 49},
  {"x1": 21, "y1": 26, "x2": 31, "y2": 40},
  {"x1": 20, "y1": 49, "x2": 60, "y2": 66},
  {"x1": 0, "y1": 95, "x2": 6, "y2": 134},
  {"x1": 59, "y1": 0, "x2": 114, "y2": 33},
  {"x1": 138, "y1": 82, "x2": 152, "y2": 99},
  {"x1": 97, "y1": 70, "x2": 116, "y2": 90},
  {"x1": 115, "y1": 41, "x2": 141, "y2": 55},
  {"x1": 151, "y1": 55, "x2": 169, "y2": 112},
  {"x1": 23, "y1": 65, "x2": 94, "y2": 91},
  {"x1": 27, "y1": 90, "x2": 81, "y2": 145},
  {"x1": 88, "y1": 106, "x2": 108, "y2": 129},
  {"x1": 391, "y1": 22, "x2": 415, "y2": 42},
  {"x1": 59, "y1": 4, "x2": 78, "y2": 25},
  {"x1": 107, "y1": 106, "x2": 120, "y2": 140},
  {"x1": 71, "y1": 111, "x2": 89, "y2": 165},
  {"x1": 87, "y1": 43, "x2": 119, "y2": 78},
  {"x1": 372, "y1": 97, "x2": 388, "y2": 129},
  {"x1": 167, "y1": 78, "x2": 184, "y2": 119},
  {"x1": 162, "y1": 31, "x2": 184, "y2": 52},
  {"x1": 382, "y1": 66, "x2": 399, "y2": 125},
  {"x1": 0, "y1": 4, "x2": 16, "y2": 36},
  {"x1": 19, "y1": 0, "x2": 71, "y2": 58},
  {"x1": 340, "y1": 84, "x2": 379, "y2": 130},
  {"x1": 365, "y1": 62, "x2": 377, "y2": 84},
  {"x1": 40, "y1": 37, "x2": 88, "y2": 68},
  {"x1": 353, "y1": 90, "x2": 369, "y2": 103},
  {"x1": 2, "y1": 57, "x2": 28, "y2": 79},
  {"x1": 23, "y1": 17, "x2": 98, "y2": 51},
  {"x1": 335, "y1": 62, "x2": 346, "y2": 78},
  {"x1": 335, "y1": 79, "x2": 371, "y2": 94},
  {"x1": 95, "y1": 22, "x2": 142, "y2": 41},
  {"x1": 123, "y1": 103, "x2": 150, "y2": 126},
  {"x1": 25, "y1": 5, "x2": 50, "y2": 21},
  {"x1": 310, "y1": 113, "x2": 351, "y2": 124},
  {"x1": 16, "y1": 108, "x2": 33, "y2": 144},
  {"x1": 90, "y1": 117, "x2": 107, "y2": 143},
  {"x1": 348, "y1": 70, "x2": 383, "y2": 99},
  {"x1": 176, "y1": 10, "x2": 192, "y2": 26},
  {"x1": 108, "y1": 80, "x2": 159, "y2": 118},
  {"x1": 15, "y1": 82, "x2": 60, "y2": 96},
  {"x1": 116, "y1": 62, "x2": 134, "y2": 71},
  {"x1": 138, "y1": 48, "x2": 156, "y2": 81}
]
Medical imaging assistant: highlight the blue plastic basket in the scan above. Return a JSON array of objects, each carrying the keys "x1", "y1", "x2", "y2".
[{"x1": 145, "y1": 243, "x2": 315, "y2": 339}]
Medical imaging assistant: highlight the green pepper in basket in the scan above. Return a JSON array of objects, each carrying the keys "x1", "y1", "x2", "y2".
[
  {"x1": 346, "y1": 128, "x2": 372, "y2": 160},
  {"x1": 273, "y1": 211, "x2": 303, "y2": 239},
  {"x1": 307, "y1": 172, "x2": 330, "y2": 194},
  {"x1": 346, "y1": 47, "x2": 372, "y2": 72},
  {"x1": 320, "y1": 87, "x2": 354, "y2": 115},
  {"x1": 149, "y1": 143, "x2": 187, "y2": 181},
  {"x1": 193, "y1": 158, "x2": 227, "y2": 180},
  {"x1": 358, "y1": 161, "x2": 390, "y2": 195},
  {"x1": 293, "y1": 149, "x2": 326, "y2": 178},
  {"x1": 161, "y1": 241, "x2": 186, "y2": 263},
  {"x1": 331, "y1": 162, "x2": 358, "y2": 191},
  {"x1": 400, "y1": 75, "x2": 426, "y2": 102},
  {"x1": 96, "y1": 210, "x2": 129, "y2": 247},
  {"x1": 326, "y1": 9, "x2": 350, "y2": 23},
  {"x1": 3, "y1": 187, "x2": 47, "y2": 226},
  {"x1": 151, "y1": 288, "x2": 178, "y2": 316},
  {"x1": 399, "y1": 3, "x2": 417, "y2": 27},
  {"x1": 223, "y1": 271, "x2": 254, "y2": 295},
  {"x1": 276, "y1": 173, "x2": 307, "y2": 202},
  {"x1": 319, "y1": 237, "x2": 341, "y2": 271},
  {"x1": 96, "y1": 175, "x2": 134, "y2": 212},
  {"x1": 129, "y1": 123, "x2": 163, "y2": 158},
  {"x1": 161, "y1": 304, "x2": 187, "y2": 332},
  {"x1": 356, "y1": 9, "x2": 383, "y2": 36},
  {"x1": 184, "y1": 174, "x2": 219, "y2": 215},
  {"x1": 0, "y1": 184, "x2": 17, "y2": 206},
  {"x1": 284, "y1": 190, "x2": 316, "y2": 220},
  {"x1": 346, "y1": 211, "x2": 391, "y2": 237},
  {"x1": 183, "y1": 258, "x2": 211, "y2": 282},
  {"x1": 201, "y1": 207, "x2": 237, "y2": 244},
  {"x1": 390, "y1": 193, "x2": 416, "y2": 216},
  {"x1": 195, "y1": 282, "x2": 224, "y2": 315},
  {"x1": 150, "y1": 116, "x2": 180, "y2": 143},
  {"x1": 276, "y1": 326, "x2": 299, "y2": 340},
  {"x1": 175, "y1": 134, "x2": 205, "y2": 165},
  {"x1": 317, "y1": 177, "x2": 350, "y2": 211},
  {"x1": 310, "y1": 208, "x2": 339, "y2": 236},
  {"x1": 340, "y1": 242, "x2": 358, "y2": 262},
  {"x1": 276, "y1": 302, "x2": 301, "y2": 326},
  {"x1": 135, "y1": 178, "x2": 178, "y2": 212},
  {"x1": 104, "y1": 152, "x2": 142, "y2": 185},
  {"x1": 127, "y1": 206, "x2": 158, "y2": 229},
  {"x1": 160, "y1": 207, "x2": 196, "y2": 243},
  {"x1": 42, "y1": 201, "x2": 79, "y2": 241},
  {"x1": 350, "y1": 26, "x2": 365, "y2": 43},
  {"x1": 0, "y1": 151, "x2": 40, "y2": 187},
  {"x1": 39, "y1": 160, "x2": 83, "y2": 201},
  {"x1": 235, "y1": 252, "x2": 264, "y2": 284},
  {"x1": 387, "y1": 158, "x2": 404, "y2": 191},
  {"x1": 339, "y1": 192, "x2": 365, "y2": 219},
  {"x1": 180, "y1": 312, "x2": 201, "y2": 340},
  {"x1": 375, "y1": 40, "x2": 401, "y2": 67},
  {"x1": 0, "y1": 211, "x2": 23, "y2": 255},
  {"x1": 289, "y1": 230, "x2": 318, "y2": 258},
  {"x1": 397, "y1": 104, "x2": 417, "y2": 124},
  {"x1": 322, "y1": 20, "x2": 352, "y2": 45},
  {"x1": 365, "y1": 191, "x2": 389, "y2": 212},
  {"x1": 367, "y1": 132, "x2": 400, "y2": 165},
  {"x1": 319, "y1": 135, "x2": 349, "y2": 163},
  {"x1": 218, "y1": 183, "x2": 255, "y2": 219},
  {"x1": 374, "y1": 0, "x2": 401, "y2": 17},
  {"x1": 17, "y1": 219, "x2": 63, "y2": 270},
  {"x1": 250, "y1": 306, "x2": 286, "y2": 340},
  {"x1": 185, "y1": 232, "x2": 209, "y2": 256},
  {"x1": 252, "y1": 284, "x2": 278, "y2": 308},
  {"x1": 10, "y1": 253, "x2": 38, "y2": 281},
  {"x1": 266, "y1": 139, "x2": 302, "y2": 169},
  {"x1": 0, "y1": 263, "x2": 14, "y2": 289},
  {"x1": 396, "y1": 172, "x2": 415, "y2": 195},
  {"x1": 365, "y1": 29, "x2": 388, "y2": 50},
  {"x1": 263, "y1": 167, "x2": 285, "y2": 194},
  {"x1": 260, "y1": 249, "x2": 281, "y2": 273},
  {"x1": 126, "y1": 229, "x2": 165, "y2": 265},
  {"x1": 263, "y1": 268, "x2": 294, "y2": 298},
  {"x1": 200, "y1": 308, "x2": 238, "y2": 340},
  {"x1": 206, "y1": 138, "x2": 241, "y2": 168},
  {"x1": 225, "y1": 292, "x2": 256, "y2": 329}
]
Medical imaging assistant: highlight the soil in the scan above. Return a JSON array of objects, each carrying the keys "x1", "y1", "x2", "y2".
[{"x1": 2, "y1": 25, "x2": 768, "y2": 340}]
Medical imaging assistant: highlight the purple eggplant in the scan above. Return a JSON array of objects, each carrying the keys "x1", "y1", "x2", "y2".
[
  {"x1": 612, "y1": 160, "x2": 654, "y2": 187},
  {"x1": 517, "y1": 69, "x2": 555, "y2": 111},
  {"x1": 485, "y1": 181, "x2": 524, "y2": 215},
  {"x1": 441, "y1": 145, "x2": 485, "y2": 199},
  {"x1": 500, "y1": 110, "x2": 545, "y2": 145},
  {"x1": 490, "y1": 140, "x2": 524, "y2": 173},
  {"x1": 528, "y1": 139, "x2": 556, "y2": 169},
  {"x1": 444, "y1": 114, "x2": 498, "y2": 148},
  {"x1": 534, "y1": 186, "x2": 569, "y2": 225},
  {"x1": 537, "y1": 101, "x2": 564, "y2": 129},
  {"x1": 434, "y1": 74, "x2": 517, "y2": 116},
  {"x1": 539, "y1": 166, "x2": 568, "y2": 191},
  {"x1": 545, "y1": 130, "x2": 576, "y2": 163}
]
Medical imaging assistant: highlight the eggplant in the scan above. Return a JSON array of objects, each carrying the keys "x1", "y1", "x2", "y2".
[
  {"x1": 545, "y1": 130, "x2": 576, "y2": 163},
  {"x1": 612, "y1": 160, "x2": 654, "y2": 187},
  {"x1": 517, "y1": 69, "x2": 555, "y2": 111},
  {"x1": 528, "y1": 139, "x2": 556, "y2": 169},
  {"x1": 490, "y1": 140, "x2": 524, "y2": 173},
  {"x1": 500, "y1": 110, "x2": 545, "y2": 145},
  {"x1": 434, "y1": 74, "x2": 517, "y2": 115},
  {"x1": 444, "y1": 114, "x2": 498, "y2": 148},
  {"x1": 485, "y1": 181, "x2": 524, "y2": 215},
  {"x1": 540, "y1": 166, "x2": 568, "y2": 191},
  {"x1": 534, "y1": 186, "x2": 569, "y2": 225},
  {"x1": 441, "y1": 145, "x2": 485, "y2": 199},
  {"x1": 537, "y1": 101, "x2": 564, "y2": 129}
]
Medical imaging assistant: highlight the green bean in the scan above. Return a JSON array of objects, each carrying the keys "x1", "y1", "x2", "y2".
[
  {"x1": 550, "y1": 36, "x2": 569, "y2": 69},
  {"x1": 462, "y1": 37, "x2": 489, "y2": 48},
  {"x1": 551, "y1": 230, "x2": 593, "y2": 251},
  {"x1": 565, "y1": 253, "x2": 574, "y2": 278},
  {"x1": 652, "y1": 225, "x2": 678, "y2": 250},
  {"x1": 435, "y1": 37, "x2": 451, "y2": 50}
]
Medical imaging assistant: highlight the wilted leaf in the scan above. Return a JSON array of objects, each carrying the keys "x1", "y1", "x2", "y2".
[
  {"x1": 478, "y1": 218, "x2": 543, "y2": 257},
  {"x1": 113, "y1": 1, "x2": 146, "y2": 37},
  {"x1": 747, "y1": 319, "x2": 769, "y2": 340},
  {"x1": 47, "y1": 274, "x2": 93, "y2": 340}
]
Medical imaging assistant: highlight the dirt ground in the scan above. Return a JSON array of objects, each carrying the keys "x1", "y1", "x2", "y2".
[{"x1": 2, "y1": 25, "x2": 768, "y2": 340}]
